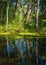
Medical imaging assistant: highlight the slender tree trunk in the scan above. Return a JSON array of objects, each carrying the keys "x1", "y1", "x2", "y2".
[
  {"x1": 0, "y1": 2, "x2": 3, "y2": 24},
  {"x1": 26, "y1": 39, "x2": 31, "y2": 65},
  {"x1": 6, "y1": 1, "x2": 9, "y2": 31},
  {"x1": 22, "y1": 0, "x2": 24, "y2": 12},
  {"x1": 36, "y1": 0, "x2": 40, "y2": 29},
  {"x1": 6, "y1": 36, "x2": 10, "y2": 58},
  {"x1": 43, "y1": 8, "x2": 46, "y2": 14},
  {"x1": 6, "y1": 0, "x2": 10, "y2": 61},
  {"x1": 26, "y1": 0, "x2": 31, "y2": 24},
  {"x1": 20, "y1": 39, "x2": 23, "y2": 65},
  {"x1": 14, "y1": 40, "x2": 20, "y2": 65},
  {"x1": 20, "y1": 39, "x2": 23, "y2": 57},
  {"x1": 36, "y1": 0, "x2": 40, "y2": 65},
  {"x1": 20, "y1": 0, "x2": 24, "y2": 30},
  {"x1": 36, "y1": 37, "x2": 38, "y2": 65}
]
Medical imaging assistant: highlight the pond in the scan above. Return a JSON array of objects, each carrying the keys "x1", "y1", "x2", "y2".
[{"x1": 0, "y1": 36, "x2": 46, "y2": 65}]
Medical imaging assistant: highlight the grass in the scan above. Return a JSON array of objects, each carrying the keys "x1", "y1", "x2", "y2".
[
  {"x1": 0, "y1": 29, "x2": 46, "y2": 38},
  {"x1": 0, "y1": 19, "x2": 46, "y2": 38},
  {"x1": 42, "y1": 19, "x2": 46, "y2": 22}
]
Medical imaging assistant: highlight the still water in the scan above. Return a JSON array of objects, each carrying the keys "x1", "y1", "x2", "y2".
[{"x1": 0, "y1": 36, "x2": 46, "y2": 65}]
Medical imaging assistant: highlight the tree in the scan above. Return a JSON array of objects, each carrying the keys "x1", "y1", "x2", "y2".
[
  {"x1": 26, "y1": 0, "x2": 32, "y2": 24},
  {"x1": 36, "y1": 0, "x2": 40, "y2": 65}
]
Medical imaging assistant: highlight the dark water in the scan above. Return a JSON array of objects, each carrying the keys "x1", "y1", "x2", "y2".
[{"x1": 0, "y1": 37, "x2": 46, "y2": 65}]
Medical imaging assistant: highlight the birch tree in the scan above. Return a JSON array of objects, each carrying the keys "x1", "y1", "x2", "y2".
[
  {"x1": 6, "y1": 0, "x2": 10, "y2": 59},
  {"x1": 6, "y1": 0, "x2": 10, "y2": 31},
  {"x1": 26, "y1": 0, "x2": 32, "y2": 24},
  {"x1": 36, "y1": 0, "x2": 40, "y2": 65}
]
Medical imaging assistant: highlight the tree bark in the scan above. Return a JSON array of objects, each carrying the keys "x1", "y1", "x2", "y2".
[
  {"x1": 6, "y1": 0, "x2": 10, "y2": 31},
  {"x1": 36, "y1": 0, "x2": 40, "y2": 65},
  {"x1": 26, "y1": 0, "x2": 32, "y2": 24}
]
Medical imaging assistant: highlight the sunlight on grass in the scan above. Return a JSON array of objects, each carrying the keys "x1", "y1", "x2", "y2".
[{"x1": 42, "y1": 19, "x2": 46, "y2": 22}]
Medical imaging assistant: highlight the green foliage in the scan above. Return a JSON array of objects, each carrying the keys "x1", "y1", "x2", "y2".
[{"x1": 0, "y1": 0, "x2": 46, "y2": 36}]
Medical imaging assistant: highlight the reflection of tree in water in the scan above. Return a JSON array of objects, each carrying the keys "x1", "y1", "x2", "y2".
[
  {"x1": 4, "y1": 38, "x2": 36, "y2": 65},
  {"x1": 14, "y1": 38, "x2": 36, "y2": 65},
  {"x1": 0, "y1": 38, "x2": 46, "y2": 65},
  {"x1": 0, "y1": 38, "x2": 8, "y2": 58},
  {"x1": 8, "y1": 40, "x2": 20, "y2": 59}
]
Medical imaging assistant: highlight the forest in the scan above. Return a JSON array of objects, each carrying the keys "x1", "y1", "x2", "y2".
[
  {"x1": 0, "y1": 0, "x2": 46, "y2": 37},
  {"x1": 0, "y1": 0, "x2": 46, "y2": 65}
]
